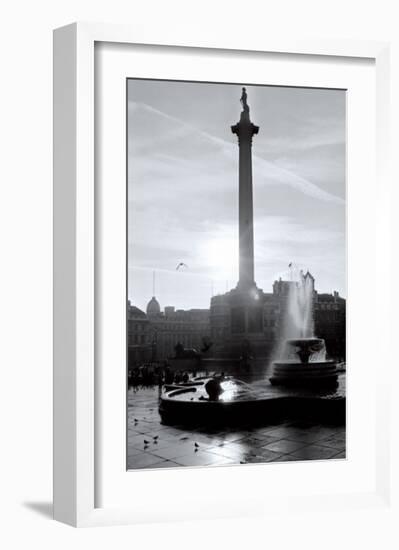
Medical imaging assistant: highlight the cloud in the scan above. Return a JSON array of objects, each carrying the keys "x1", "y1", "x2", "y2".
[{"x1": 128, "y1": 101, "x2": 344, "y2": 205}]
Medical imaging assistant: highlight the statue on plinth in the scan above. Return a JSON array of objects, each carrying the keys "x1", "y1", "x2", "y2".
[{"x1": 240, "y1": 87, "x2": 249, "y2": 112}]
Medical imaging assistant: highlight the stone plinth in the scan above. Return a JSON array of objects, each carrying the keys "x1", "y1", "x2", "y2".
[{"x1": 209, "y1": 286, "x2": 274, "y2": 367}]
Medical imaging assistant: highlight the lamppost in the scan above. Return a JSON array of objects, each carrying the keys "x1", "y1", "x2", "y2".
[{"x1": 151, "y1": 328, "x2": 158, "y2": 363}]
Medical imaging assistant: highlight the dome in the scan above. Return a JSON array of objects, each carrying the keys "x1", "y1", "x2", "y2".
[{"x1": 146, "y1": 296, "x2": 161, "y2": 317}]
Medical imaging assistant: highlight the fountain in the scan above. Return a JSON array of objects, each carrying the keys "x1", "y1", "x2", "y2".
[
  {"x1": 269, "y1": 271, "x2": 339, "y2": 388},
  {"x1": 270, "y1": 337, "x2": 339, "y2": 388}
]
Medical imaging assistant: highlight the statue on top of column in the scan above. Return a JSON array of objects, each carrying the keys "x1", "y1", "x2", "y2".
[{"x1": 240, "y1": 87, "x2": 249, "y2": 112}]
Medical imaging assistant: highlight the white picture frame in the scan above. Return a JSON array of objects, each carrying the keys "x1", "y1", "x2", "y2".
[{"x1": 53, "y1": 22, "x2": 395, "y2": 528}]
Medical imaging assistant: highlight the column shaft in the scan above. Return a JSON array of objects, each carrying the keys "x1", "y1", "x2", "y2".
[{"x1": 238, "y1": 138, "x2": 255, "y2": 287}]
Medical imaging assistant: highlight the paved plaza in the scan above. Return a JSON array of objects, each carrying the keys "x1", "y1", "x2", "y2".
[{"x1": 127, "y1": 386, "x2": 346, "y2": 470}]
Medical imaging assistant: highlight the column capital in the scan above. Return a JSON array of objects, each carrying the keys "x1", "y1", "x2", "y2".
[{"x1": 231, "y1": 111, "x2": 259, "y2": 142}]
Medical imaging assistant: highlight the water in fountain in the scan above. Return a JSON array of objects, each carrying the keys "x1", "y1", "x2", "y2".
[
  {"x1": 285, "y1": 270, "x2": 314, "y2": 339},
  {"x1": 278, "y1": 270, "x2": 326, "y2": 363}
]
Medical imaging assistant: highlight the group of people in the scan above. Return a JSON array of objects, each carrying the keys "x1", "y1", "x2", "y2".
[
  {"x1": 128, "y1": 362, "x2": 196, "y2": 388},
  {"x1": 128, "y1": 363, "x2": 161, "y2": 387}
]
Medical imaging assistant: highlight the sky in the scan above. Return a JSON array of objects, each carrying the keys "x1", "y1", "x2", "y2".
[{"x1": 127, "y1": 79, "x2": 346, "y2": 312}]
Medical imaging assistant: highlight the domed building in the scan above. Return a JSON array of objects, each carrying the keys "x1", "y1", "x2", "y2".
[
  {"x1": 127, "y1": 296, "x2": 211, "y2": 364},
  {"x1": 146, "y1": 296, "x2": 161, "y2": 318}
]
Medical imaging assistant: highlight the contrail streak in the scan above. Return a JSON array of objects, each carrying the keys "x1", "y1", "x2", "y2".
[{"x1": 129, "y1": 101, "x2": 344, "y2": 205}]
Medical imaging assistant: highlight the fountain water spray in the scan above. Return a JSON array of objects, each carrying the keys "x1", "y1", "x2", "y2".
[
  {"x1": 285, "y1": 270, "x2": 314, "y2": 339},
  {"x1": 270, "y1": 269, "x2": 337, "y2": 387}
]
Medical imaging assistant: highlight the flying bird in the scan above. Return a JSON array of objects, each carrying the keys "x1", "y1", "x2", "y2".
[
  {"x1": 176, "y1": 262, "x2": 188, "y2": 271},
  {"x1": 144, "y1": 439, "x2": 150, "y2": 445}
]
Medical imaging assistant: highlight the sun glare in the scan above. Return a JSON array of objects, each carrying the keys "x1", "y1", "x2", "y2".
[{"x1": 200, "y1": 237, "x2": 238, "y2": 279}]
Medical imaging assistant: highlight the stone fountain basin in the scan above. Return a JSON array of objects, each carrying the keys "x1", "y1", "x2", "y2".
[
  {"x1": 272, "y1": 361, "x2": 337, "y2": 375},
  {"x1": 270, "y1": 360, "x2": 338, "y2": 387},
  {"x1": 159, "y1": 376, "x2": 345, "y2": 426},
  {"x1": 272, "y1": 360, "x2": 336, "y2": 369},
  {"x1": 286, "y1": 337, "x2": 325, "y2": 346}
]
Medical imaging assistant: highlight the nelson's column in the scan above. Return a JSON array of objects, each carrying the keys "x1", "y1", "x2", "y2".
[
  {"x1": 209, "y1": 88, "x2": 270, "y2": 366},
  {"x1": 232, "y1": 87, "x2": 259, "y2": 291}
]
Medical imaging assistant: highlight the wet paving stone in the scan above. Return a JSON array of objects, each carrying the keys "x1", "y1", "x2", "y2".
[
  {"x1": 149, "y1": 441, "x2": 205, "y2": 460},
  {"x1": 317, "y1": 435, "x2": 346, "y2": 450},
  {"x1": 127, "y1": 386, "x2": 346, "y2": 470},
  {"x1": 127, "y1": 446, "x2": 144, "y2": 456},
  {"x1": 288, "y1": 444, "x2": 342, "y2": 460},
  {"x1": 261, "y1": 439, "x2": 309, "y2": 454},
  {"x1": 173, "y1": 451, "x2": 237, "y2": 467},
  {"x1": 127, "y1": 452, "x2": 165, "y2": 469},
  {"x1": 146, "y1": 460, "x2": 181, "y2": 469}
]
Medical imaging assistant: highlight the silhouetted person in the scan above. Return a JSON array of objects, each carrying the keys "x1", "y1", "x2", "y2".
[
  {"x1": 175, "y1": 371, "x2": 182, "y2": 384},
  {"x1": 165, "y1": 367, "x2": 174, "y2": 385},
  {"x1": 174, "y1": 342, "x2": 184, "y2": 358}
]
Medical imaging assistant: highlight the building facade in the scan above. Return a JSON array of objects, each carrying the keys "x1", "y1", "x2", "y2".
[
  {"x1": 127, "y1": 302, "x2": 152, "y2": 367},
  {"x1": 128, "y1": 278, "x2": 346, "y2": 368},
  {"x1": 314, "y1": 291, "x2": 346, "y2": 360},
  {"x1": 127, "y1": 297, "x2": 211, "y2": 366},
  {"x1": 209, "y1": 275, "x2": 346, "y2": 361}
]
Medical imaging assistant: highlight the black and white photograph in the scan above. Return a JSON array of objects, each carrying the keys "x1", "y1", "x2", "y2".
[
  {"x1": 127, "y1": 78, "x2": 346, "y2": 470},
  {"x1": 2, "y1": 0, "x2": 396, "y2": 539}
]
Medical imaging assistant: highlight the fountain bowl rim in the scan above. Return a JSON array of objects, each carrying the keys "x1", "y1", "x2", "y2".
[
  {"x1": 284, "y1": 337, "x2": 325, "y2": 344},
  {"x1": 273, "y1": 359, "x2": 336, "y2": 366}
]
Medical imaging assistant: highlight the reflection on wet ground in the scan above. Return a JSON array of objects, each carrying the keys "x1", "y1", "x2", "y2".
[
  {"x1": 127, "y1": 383, "x2": 346, "y2": 470},
  {"x1": 166, "y1": 375, "x2": 346, "y2": 402}
]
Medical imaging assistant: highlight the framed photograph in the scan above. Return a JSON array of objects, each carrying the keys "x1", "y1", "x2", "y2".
[
  {"x1": 126, "y1": 78, "x2": 347, "y2": 471},
  {"x1": 54, "y1": 23, "x2": 394, "y2": 527}
]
